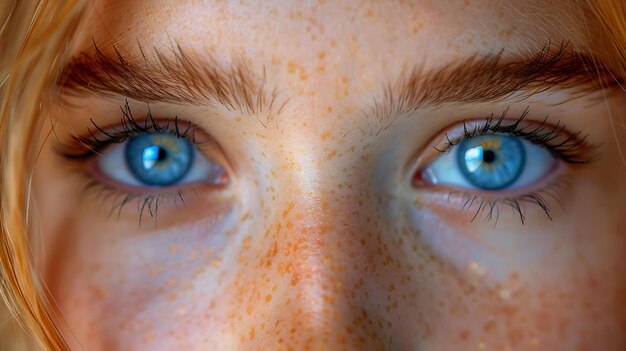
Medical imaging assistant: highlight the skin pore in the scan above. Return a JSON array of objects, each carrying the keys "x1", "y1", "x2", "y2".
[{"x1": 32, "y1": 0, "x2": 626, "y2": 350}]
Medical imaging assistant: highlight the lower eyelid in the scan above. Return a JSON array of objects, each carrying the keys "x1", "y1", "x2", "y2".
[
  {"x1": 415, "y1": 133, "x2": 562, "y2": 191},
  {"x1": 416, "y1": 160, "x2": 565, "y2": 197},
  {"x1": 71, "y1": 171, "x2": 234, "y2": 227}
]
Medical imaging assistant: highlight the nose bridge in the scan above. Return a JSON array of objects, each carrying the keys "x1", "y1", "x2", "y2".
[
  {"x1": 235, "y1": 187, "x2": 399, "y2": 350},
  {"x1": 228, "y1": 120, "x2": 407, "y2": 349}
]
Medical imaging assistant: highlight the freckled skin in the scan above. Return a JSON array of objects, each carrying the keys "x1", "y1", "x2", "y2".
[{"x1": 33, "y1": 0, "x2": 626, "y2": 350}]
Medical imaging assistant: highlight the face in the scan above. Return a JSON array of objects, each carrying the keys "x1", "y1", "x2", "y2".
[{"x1": 33, "y1": 0, "x2": 626, "y2": 350}]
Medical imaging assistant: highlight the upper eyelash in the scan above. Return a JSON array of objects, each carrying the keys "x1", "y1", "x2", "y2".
[
  {"x1": 57, "y1": 100, "x2": 207, "y2": 160},
  {"x1": 434, "y1": 107, "x2": 599, "y2": 164}
]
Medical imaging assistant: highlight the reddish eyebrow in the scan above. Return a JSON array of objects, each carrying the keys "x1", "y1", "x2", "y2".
[
  {"x1": 59, "y1": 42, "x2": 620, "y2": 121},
  {"x1": 59, "y1": 42, "x2": 284, "y2": 115},
  {"x1": 371, "y1": 42, "x2": 622, "y2": 121}
]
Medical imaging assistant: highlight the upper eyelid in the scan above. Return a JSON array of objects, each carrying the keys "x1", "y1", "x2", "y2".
[
  {"x1": 55, "y1": 102, "x2": 213, "y2": 160},
  {"x1": 430, "y1": 111, "x2": 598, "y2": 165}
]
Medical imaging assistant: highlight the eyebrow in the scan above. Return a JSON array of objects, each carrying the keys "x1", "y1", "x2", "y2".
[
  {"x1": 372, "y1": 42, "x2": 621, "y2": 121},
  {"x1": 59, "y1": 42, "x2": 620, "y2": 119},
  {"x1": 59, "y1": 43, "x2": 283, "y2": 116}
]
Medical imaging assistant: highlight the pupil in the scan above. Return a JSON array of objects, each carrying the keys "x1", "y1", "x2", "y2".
[
  {"x1": 483, "y1": 149, "x2": 496, "y2": 163},
  {"x1": 157, "y1": 147, "x2": 167, "y2": 161}
]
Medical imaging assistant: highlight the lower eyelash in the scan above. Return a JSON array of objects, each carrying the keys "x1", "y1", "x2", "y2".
[
  {"x1": 447, "y1": 177, "x2": 571, "y2": 225},
  {"x1": 423, "y1": 108, "x2": 594, "y2": 225},
  {"x1": 81, "y1": 175, "x2": 195, "y2": 226},
  {"x1": 56, "y1": 101, "x2": 226, "y2": 225}
]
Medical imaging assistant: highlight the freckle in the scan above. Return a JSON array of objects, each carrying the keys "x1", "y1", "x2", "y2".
[
  {"x1": 326, "y1": 149, "x2": 339, "y2": 160},
  {"x1": 212, "y1": 258, "x2": 222, "y2": 268},
  {"x1": 282, "y1": 202, "x2": 296, "y2": 218},
  {"x1": 188, "y1": 250, "x2": 198, "y2": 260},
  {"x1": 249, "y1": 326, "x2": 255, "y2": 340},
  {"x1": 264, "y1": 294, "x2": 273, "y2": 304},
  {"x1": 320, "y1": 130, "x2": 332, "y2": 141},
  {"x1": 321, "y1": 201, "x2": 330, "y2": 211},
  {"x1": 317, "y1": 51, "x2": 326, "y2": 60},
  {"x1": 483, "y1": 317, "x2": 496, "y2": 332},
  {"x1": 412, "y1": 22, "x2": 423, "y2": 34},
  {"x1": 459, "y1": 329, "x2": 471, "y2": 340},
  {"x1": 169, "y1": 245, "x2": 180, "y2": 254},
  {"x1": 291, "y1": 273, "x2": 301, "y2": 286},
  {"x1": 340, "y1": 76, "x2": 349, "y2": 84},
  {"x1": 242, "y1": 236, "x2": 252, "y2": 250},
  {"x1": 240, "y1": 210, "x2": 252, "y2": 222},
  {"x1": 287, "y1": 61, "x2": 298, "y2": 74}
]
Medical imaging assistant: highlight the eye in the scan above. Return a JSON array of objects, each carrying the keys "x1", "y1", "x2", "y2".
[
  {"x1": 418, "y1": 134, "x2": 556, "y2": 191},
  {"x1": 96, "y1": 133, "x2": 226, "y2": 188}
]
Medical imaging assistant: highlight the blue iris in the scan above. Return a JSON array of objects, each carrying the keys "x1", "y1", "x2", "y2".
[
  {"x1": 456, "y1": 135, "x2": 525, "y2": 190},
  {"x1": 125, "y1": 134, "x2": 194, "y2": 186}
]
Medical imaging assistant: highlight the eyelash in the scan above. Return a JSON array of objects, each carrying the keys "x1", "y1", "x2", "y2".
[
  {"x1": 434, "y1": 107, "x2": 598, "y2": 163},
  {"x1": 60, "y1": 101, "x2": 210, "y2": 160},
  {"x1": 426, "y1": 107, "x2": 597, "y2": 225},
  {"x1": 57, "y1": 101, "x2": 210, "y2": 224},
  {"x1": 59, "y1": 103, "x2": 595, "y2": 226}
]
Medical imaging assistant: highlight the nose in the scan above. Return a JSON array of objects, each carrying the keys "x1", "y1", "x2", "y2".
[{"x1": 228, "y1": 189, "x2": 416, "y2": 351}]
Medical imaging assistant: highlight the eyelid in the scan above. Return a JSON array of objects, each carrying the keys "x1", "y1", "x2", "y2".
[
  {"x1": 411, "y1": 112, "x2": 596, "y2": 176},
  {"x1": 57, "y1": 101, "x2": 218, "y2": 159},
  {"x1": 86, "y1": 140, "x2": 229, "y2": 191},
  {"x1": 414, "y1": 138, "x2": 563, "y2": 193},
  {"x1": 406, "y1": 109, "x2": 594, "y2": 225},
  {"x1": 56, "y1": 109, "x2": 235, "y2": 192}
]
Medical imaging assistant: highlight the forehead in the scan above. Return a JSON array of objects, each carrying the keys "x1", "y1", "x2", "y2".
[{"x1": 79, "y1": 0, "x2": 589, "y2": 110}]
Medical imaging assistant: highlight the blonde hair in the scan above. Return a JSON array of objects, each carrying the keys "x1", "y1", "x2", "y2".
[
  {"x1": 0, "y1": 1, "x2": 624, "y2": 350},
  {"x1": 1, "y1": 1, "x2": 87, "y2": 349}
]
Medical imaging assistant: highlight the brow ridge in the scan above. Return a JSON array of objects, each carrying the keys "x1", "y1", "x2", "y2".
[
  {"x1": 371, "y1": 41, "x2": 621, "y2": 123},
  {"x1": 59, "y1": 42, "x2": 281, "y2": 115}
]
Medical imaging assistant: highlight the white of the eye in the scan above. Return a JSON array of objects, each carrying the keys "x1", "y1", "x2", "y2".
[
  {"x1": 97, "y1": 140, "x2": 218, "y2": 187},
  {"x1": 422, "y1": 138, "x2": 555, "y2": 190}
]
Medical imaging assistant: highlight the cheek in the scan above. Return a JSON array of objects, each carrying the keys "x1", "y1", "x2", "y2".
[
  {"x1": 400, "y1": 197, "x2": 626, "y2": 349},
  {"x1": 393, "y1": 229, "x2": 624, "y2": 351},
  {"x1": 43, "y1": 184, "x2": 626, "y2": 350},
  {"x1": 46, "y1": 214, "x2": 242, "y2": 349}
]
